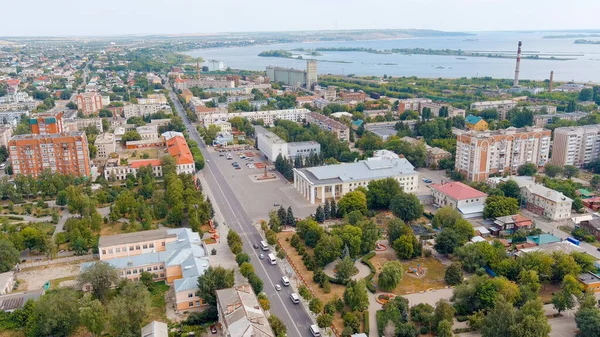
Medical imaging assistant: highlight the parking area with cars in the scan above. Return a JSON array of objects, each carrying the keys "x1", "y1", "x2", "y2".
[{"x1": 209, "y1": 148, "x2": 317, "y2": 220}]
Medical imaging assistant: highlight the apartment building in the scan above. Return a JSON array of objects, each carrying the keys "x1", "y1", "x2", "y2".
[
  {"x1": 137, "y1": 94, "x2": 167, "y2": 105},
  {"x1": 255, "y1": 126, "x2": 320, "y2": 162},
  {"x1": 94, "y1": 133, "x2": 116, "y2": 159},
  {"x1": 30, "y1": 111, "x2": 64, "y2": 135},
  {"x1": 454, "y1": 127, "x2": 551, "y2": 182},
  {"x1": 419, "y1": 102, "x2": 466, "y2": 119},
  {"x1": 550, "y1": 125, "x2": 600, "y2": 167},
  {"x1": 63, "y1": 117, "x2": 104, "y2": 133},
  {"x1": 202, "y1": 108, "x2": 309, "y2": 127},
  {"x1": 489, "y1": 176, "x2": 573, "y2": 220},
  {"x1": 216, "y1": 285, "x2": 274, "y2": 337},
  {"x1": 8, "y1": 132, "x2": 91, "y2": 177},
  {"x1": 470, "y1": 100, "x2": 518, "y2": 120},
  {"x1": 306, "y1": 111, "x2": 350, "y2": 141},
  {"x1": 123, "y1": 104, "x2": 172, "y2": 118},
  {"x1": 89, "y1": 228, "x2": 209, "y2": 311},
  {"x1": 397, "y1": 98, "x2": 432, "y2": 113},
  {"x1": 0, "y1": 110, "x2": 29, "y2": 126},
  {"x1": 533, "y1": 111, "x2": 590, "y2": 128},
  {"x1": 0, "y1": 126, "x2": 12, "y2": 148},
  {"x1": 174, "y1": 78, "x2": 234, "y2": 90},
  {"x1": 76, "y1": 93, "x2": 103, "y2": 115},
  {"x1": 339, "y1": 91, "x2": 367, "y2": 103}
]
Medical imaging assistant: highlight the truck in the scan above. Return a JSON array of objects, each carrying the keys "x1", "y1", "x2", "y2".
[{"x1": 566, "y1": 237, "x2": 580, "y2": 246}]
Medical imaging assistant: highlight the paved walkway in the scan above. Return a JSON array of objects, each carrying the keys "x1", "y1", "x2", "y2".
[{"x1": 323, "y1": 258, "x2": 371, "y2": 281}]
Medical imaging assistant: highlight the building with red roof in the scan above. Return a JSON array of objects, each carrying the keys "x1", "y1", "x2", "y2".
[
  {"x1": 166, "y1": 136, "x2": 195, "y2": 175},
  {"x1": 430, "y1": 181, "x2": 488, "y2": 218}
]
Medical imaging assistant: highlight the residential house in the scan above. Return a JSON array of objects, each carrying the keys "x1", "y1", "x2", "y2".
[
  {"x1": 492, "y1": 214, "x2": 534, "y2": 235},
  {"x1": 465, "y1": 115, "x2": 488, "y2": 131},
  {"x1": 577, "y1": 273, "x2": 600, "y2": 293},
  {"x1": 426, "y1": 147, "x2": 451, "y2": 168},
  {"x1": 578, "y1": 217, "x2": 600, "y2": 240}
]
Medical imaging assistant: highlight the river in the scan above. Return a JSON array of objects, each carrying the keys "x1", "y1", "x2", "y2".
[{"x1": 185, "y1": 31, "x2": 600, "y2": 82}]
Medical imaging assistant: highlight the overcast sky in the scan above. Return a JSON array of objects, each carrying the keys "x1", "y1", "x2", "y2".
[{"x1": 1, "y1": 0, "x2": 598, "y2": 36}]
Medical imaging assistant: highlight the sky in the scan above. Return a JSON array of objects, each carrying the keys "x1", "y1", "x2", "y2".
[{"x1": 1, "y1": 0, "x2": 599, "y2": 36}]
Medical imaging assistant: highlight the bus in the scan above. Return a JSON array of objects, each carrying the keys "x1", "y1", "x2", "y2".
[
  {"x1": 260, "y1": 241, "x2": 269, "y2": 251},
  {"x1": 267, "y1": 253, "x2": 277, "y2": 265}
]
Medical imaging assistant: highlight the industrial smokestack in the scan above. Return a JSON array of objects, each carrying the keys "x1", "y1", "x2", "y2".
[
  {"x1": 513, "y1": 41, "x2": 522, "y2": 87},
  {"x1": 549, "y1": 71, "x2": 554, "y2": 92}
]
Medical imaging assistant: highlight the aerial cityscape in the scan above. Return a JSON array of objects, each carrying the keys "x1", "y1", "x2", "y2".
[{"x1": 1, "y1": 2, "x2": 600, "y2": 337}]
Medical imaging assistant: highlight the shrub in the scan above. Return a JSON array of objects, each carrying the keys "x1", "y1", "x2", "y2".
[
  {"x1": 423, "y1": 249, "x2": 433, "y2": 257},
  {"x1": 364, "y1": 310, "x2": 369, "y2": 333},
  {"x1": 236, "y1": 253, "x2": 250, "y2": 266},
  {"x1": 298, "y1": 285, "x2": 312, "y2": 301},
  {"x1": 290, "y1": 234, "x2": 300, "y2": 248},
  {"x1": 230, "y1": 242, "x2": 243, "y2": 255}
]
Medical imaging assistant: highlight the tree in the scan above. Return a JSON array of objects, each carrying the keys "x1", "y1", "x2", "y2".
[
  {"x1": 432, "y1": 300, "x2": 456, "y2": 333},
  {"x1": 498, "y1": 180, "x2": 521, "y2": 200},
  {"x1": 317, "y1": 313, "x2": 334, "y2": 328},
  {"x1": 387, "y1": 218, "x2": 411, "y2": 243},
  {"x1": 563, "y1": 165, "x2": 580, "y2": 178},
  {"x1": 390, "y1": 192, "x2": 424, "y2": 223},
  {"x1": 432, "y1": 206, "x2": 462, "y2": 229},
  {"x1": 344, "y1": 280, "x2": 369, "y2": 311},
  {"x1": 337, "y1": 191, "x2": 367, "y2": 216},
  {"x1": 78, "y1": 261, "x2": 120, "y2": 303},
  {"x1": 575, "y1": 307, "x2": 600, "y2": 337},
  {"x1": 434, "y1": 229, "x2": 463, "y2": 255},
  {"x1": 437, "y1": 320, "x2": 454, "y2": 337},
  {"x1": 366, "y1": 178, "x2": 402, "y2": 209},
  {"x1": 196, "y1": 266, "x2": 235, "y2": 305},
  {"x1": 315, "y1": 205, "x2": 325, "y2": 223},
  {"x1": 0, "y1": 238, "x2": 19, "y2": 273},
  {"x1": 335, "y1": 255, "x2": 358, "y2": 283},
  {"x1": 512, "y1": 299, "x2": 551, "y2": 337},
  {"x1": 120, "y1": 130, "x2": 142, "y2": 144},
  {"x1": 66, "y1": 101, "x2": 77, "y2": 109},
  {"x1": 591, "y1": 174, "x2": 600, "y2": 190},
  {"x1": 552, "y1": 252, "x2": 582, "y2": 283},
  {"x1": 109, "y1": 281, "x2": 150, "y2": 337},
  {"x1": 509, "y1": 108, "x2": 534, "y2": 128},
  {"x1": 268, "y1": 315, "x2": 287, "y2": 337},
  {"x1": 314, "y1": 234, "x2": 343, "y2": 267},
  {"x1": 484, "y1": 195, "x2": 520, "y2": 219},
  {"x1": 481, "y1": 297, "x2": 515, "y2": 337},
  {"x1": 248, "y1": 272, "x2": 264, "y2": 294},
  {"x1": 286, "y1": 206, "x2": 296, "y2": 227},
  {"x1": 544, "y1": 163, "x2": 563, "y2": 178},
  {"x1": 79, "y1": 295, "x2": 107, "y2": 337},
  {"x1": 444, "y1": 262, "x2": 464, "y2": 286},
  {"x1": 393, "y1": 235, "x2": 414, "y2": 260},
  {"x1": 257, "y1": 293, "x2": 270, "y2": 311},
  {"x1": 26, "y1": 288, "x2": 80, "y2": 337},
  {"x1": 343, "y1": 312, "x2": 360, "y2": 333},
  {"x1": 324, "y1": 200, "x2": 331, "y2": 219},
  {"x1": 56, "y1": 190, "x2": 68, "y2": 206},
  {"x1": 309, "y1": 298, "x2": 323, "y2": 315},
  {"x1": 378, "y1": 261, "x2": 404, "y2": 291},
  {"x1": 579, "y1": 88, "x2": 594, "y2": 101},
  {"x1": 517, "y1": 163, "x2": 537, "y2": 176},
  {"x1": 410, "y1": 303, "x2": 434, "y2": 330}
]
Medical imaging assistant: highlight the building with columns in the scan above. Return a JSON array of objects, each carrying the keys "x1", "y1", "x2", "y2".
[{"x1": 293, "y1": 151, "x2": 418, "y2": 204}]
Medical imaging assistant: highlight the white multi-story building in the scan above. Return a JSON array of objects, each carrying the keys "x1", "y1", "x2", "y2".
[
  {"x1": 551, "y1": 124, "x2": 600, "y2": 167},
  {"x1": 255, "y1": 126, "x2": 320, "y2": 162},
  {"x1": 454, "y1": 127, "x2": 551, "y2": 182},
  {"x1": 202, "y1": 108, "x2": 309, "y2": 127},
  {"x1": 0, "y1": 126, "x2": 13, "y2": 148},
  {"x1": 123, "y1": 104, "x2": 172, "y2": 118},
  {"x1": 0, "y1": 92, "x2": 32, "y2": 104},
  {"x1": 137, "y1": 94, "x2": 167, "y2": 105},
  {"x1": 489, "y1": 176, "x2": 573, "y2": 221},
  {"x1": 293, "y1": 151, "x2": 418, "y2": 204},
  {"x1": 136, "y1": 125, "x2": 159, "y2": 140},
  {"x1": 470, "y1": 100, "x2": 518, "y2": 120},
  {"x1": 0, "y1": 110, "x2": 29, "y2": 126},
  {"x1": 94, "y1": 133, "x2": 116, "y2": 159}
]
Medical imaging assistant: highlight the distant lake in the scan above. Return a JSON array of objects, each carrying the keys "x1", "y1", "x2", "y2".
[{"x1": 185, "y1": 31, "x2": 600, "y2": 82}]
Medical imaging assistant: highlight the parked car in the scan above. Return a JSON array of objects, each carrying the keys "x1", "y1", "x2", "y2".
[
  {"x1": 273, "y1": 203, "x2": 280, "y2": 207},
  {"x1": 253, "y1": 243, "x2": 259, "y2": 249},
  {"x1": 259, "y1": 253, "x2": 265, "y2": 260},
  {"x1": 210, "y1": 325, "x2": 217, "y2": 334},
  {"x1": 275, "y1": 284, "x2": 281, "y2": 291}
]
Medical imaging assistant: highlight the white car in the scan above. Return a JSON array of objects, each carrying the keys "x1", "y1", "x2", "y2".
[{"x1": 275, "y1": 284, "x2": 281, "y2": 291}]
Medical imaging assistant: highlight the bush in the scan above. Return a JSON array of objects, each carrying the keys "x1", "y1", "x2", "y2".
[
  {"x1": 423, "y1": 249, "x2": 433, "y2": 257},
  {"x1": 230, "y1": 242, "x2": 243, "y2": 255},
  {"x1": 298, "y1": 285, "x2": 312, "y2": 301},
  {"x1": 364, "y1": 310, "x2": 369, "y2": 333},
  {"x1": 235, "y1": 253, "x2": 251, "y2": 266},
  {"x1": 420, "y1": 326, "x2": 429, "y2": 335},
  {"x1": 290, "y1": 234, "x2": 300, "y2": 248},
  {"x1": 185, "y1": 306, "x2": 218, "y2": 325}
]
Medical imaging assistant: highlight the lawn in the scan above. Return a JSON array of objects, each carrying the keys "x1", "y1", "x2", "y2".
[
  {"x1": 49, "y1": 275, "x2": 77, "y2": 290},
  {"x1": 371, "y1": 251, "x2": 447, "y2": 294},
  {"x1": 148, "y1": 282, "x2": 170, "y2": 322}
]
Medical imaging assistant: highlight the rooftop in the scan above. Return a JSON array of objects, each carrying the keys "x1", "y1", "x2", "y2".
[
  {"x1": 296, "y1": 156, "x2": 416, "y2": 185},
  {"x1": 430, "y1": 181, "x2": 487, "y2": 201},
  {"x1": 141, "y1": 321, "x2": 168, "y2": 337},
  {"x1": 166, "y1": 136, "x2": 194, "y2": 166},
  {"x1": 577, "y1": 272, "x2": 600, "y2": 285},
  {"x1": 0, "y1": 289, "x2": 45, "y2": 312},
  {"x1": 216, "y1": 285, "x2": 274, "y2": 337},
  {"x1": 98, "y1": 229, "x2": 176, "y2": 247},
  {"x1": 10, "y1": 131, "x2": 85, "y2": 141},
  {"x1": 466, "y1": 115, "x2": 483, "y2": 125}
]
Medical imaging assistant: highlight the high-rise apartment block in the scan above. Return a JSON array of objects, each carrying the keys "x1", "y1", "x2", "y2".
[
  {"x1": 8, "y1": 132, "x2": 91, "y2": 177},
  {"x1": 266, "y1": 60, "x2": 317, "y2": 89},
  {"x1": 75, "y1": 93, "x2": 103, "y2": 115},
  {"x1": 470, "y1": 100, "x2": 518, "y2": 120},
  {"x1": 454, "y1": 127, "x2": 551, "y2": 182},
  {"x1": 30, "y1": 111, "x2": 64, "y2": 135},
  {"x1": 551, "y1": 125, "x2": 600, "y2": 167},
  {"x1": 306, "y1": 111, "x2": 350, "y2": 141}
]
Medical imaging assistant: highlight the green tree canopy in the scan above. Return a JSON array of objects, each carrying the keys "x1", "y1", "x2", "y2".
[
  {"x1": 483, "y1": 195, "x2": 520, "y2": 219},
  {"x1": 389, "y1": 191, "x2": 424, "y2": 223},
  {"x1": 196, "y1": 266, "x2": 235, "y2": 305},
  {"x1": 366, "y1": 178, "x2": 402, "y2": 209},
  {"x1": 337, "y1": 190, "x2": 367, "y2": 216},
  {"x1": 78, "y1": 262, "x2": 120, "y2": 303},
  {"x1": 378, "y1": 261, "x2": 404, "y2": 291}
]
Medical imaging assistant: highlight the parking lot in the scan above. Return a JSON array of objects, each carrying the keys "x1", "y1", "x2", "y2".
[
  {"x1": 415, "y1": 167, "x2": 453, "y2": 196},
  {"x1": 209, "y1": 148, "x2": 317, "y2": 221}
]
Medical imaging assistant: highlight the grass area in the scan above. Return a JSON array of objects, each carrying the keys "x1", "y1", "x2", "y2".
[
  {"x1": 148, "y1": 282, "x2": 170, "y2": 322},
  {"x1": 123, "y1": 148, "x2": 161, "y2": 160},
  {"x1": 49, "y1": 275, "x2": 77, "y2": 290},
  {"x1": 371, "y1": 252, "x2": 447, "y2": 294}
]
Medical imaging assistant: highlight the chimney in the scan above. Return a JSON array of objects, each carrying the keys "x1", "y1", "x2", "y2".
[
  {"x1": 513, "y1": 41, "x2": 522, "y2": 87},
  {"x1": 549, "y1": 71, "x2": 554, "y2": 92}
]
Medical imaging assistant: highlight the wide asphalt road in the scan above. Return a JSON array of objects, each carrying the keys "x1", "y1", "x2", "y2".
[{"x1": 166, "y1": 82, "x2": 314, "y2": 337}]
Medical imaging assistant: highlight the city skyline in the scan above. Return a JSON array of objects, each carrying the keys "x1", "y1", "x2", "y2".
[{"x1": 1, "y1": 0, "x2": 599, "y2": 37}]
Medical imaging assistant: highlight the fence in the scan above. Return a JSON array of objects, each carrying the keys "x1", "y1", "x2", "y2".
[{"x1": 18, "y1": 254, "x2": 97, "y2": 269}]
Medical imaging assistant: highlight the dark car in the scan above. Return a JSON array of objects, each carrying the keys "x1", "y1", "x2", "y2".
[
  {"x1": 253, "y1": 243, "x2": 259, "y2": 249},
  {"x1": 210, "y1": 325, "x2": 217, "y2": 334}
]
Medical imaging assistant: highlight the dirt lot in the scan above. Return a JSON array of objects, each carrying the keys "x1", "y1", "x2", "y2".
[
  {"x1": 15, "y1": 262, "x2": 82, "y2": 291},
  {"x1": 371, "y1": 251, "x2": 447, "y2": 294}
]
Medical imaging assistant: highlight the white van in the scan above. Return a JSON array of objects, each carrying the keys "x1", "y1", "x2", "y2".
[
  {"x1": 267, "y1": 253, "x2": 277, "y2": 265},
  {"x1": 260, "y1": 241, "x2": 269, "y2": 251},
  {"x1": 281, "y1": 276, "x2": 290, "y2": 286},
  {"x1": 290, "y1": 293, "x2": 300, "y2": 304},
  {"x1": 309, "y1": 325, "x2": 321, "y2": 337}
]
